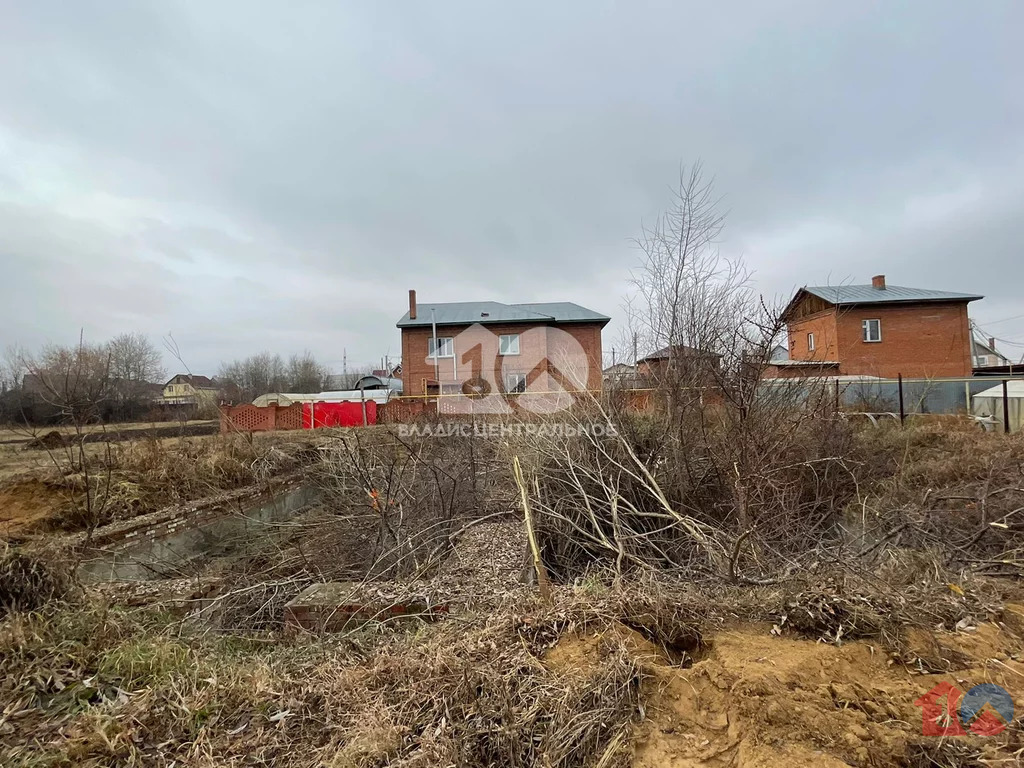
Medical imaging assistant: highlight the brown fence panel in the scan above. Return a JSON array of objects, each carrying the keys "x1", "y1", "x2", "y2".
[
  {"x1": 378, "y1": 399, "x2": 433, "y2": 424},
  {"x1": 220, "y1": 403, "x2": 304, "y2": 433},
  {"x1": 275, "y1": 403, "x2": 304, "y2": 430}
]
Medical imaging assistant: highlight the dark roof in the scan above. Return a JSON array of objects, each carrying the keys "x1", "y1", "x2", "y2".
[
  {"x1": 166, "y1": 374, "x2": 217, "y2": 388},
  {"x1": 802, "y1": 284, "x2": 983, "y2": 307},
  {"x1": 353, "y1": 375, "x2": 403, "y2": 392},
  {"x1": 783, "y1": 283, "x2": 983, "y2": 321},
  {"x1": 397, "y1": 301, "x2": 610, "y2": 328},
  {"x1": 639, "y1": 345, "x2": 721, "y2": 363}
]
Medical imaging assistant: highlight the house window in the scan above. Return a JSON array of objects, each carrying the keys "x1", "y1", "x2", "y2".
[
  {"x1": 807, "y1": 333, "x2": 815, "y2": 352},
  {"x1": 504, "y1": 372, "x2": 527, "y2": 393},
  {"x1": 862, "y1": 319, "x2": 882, "y2": 343},
  {"x1": 499, "y1": 334, "x2": 520, "y2": 356},
  {"x1": 428, "y1": 336, "x2": 454, "y2": 358}
]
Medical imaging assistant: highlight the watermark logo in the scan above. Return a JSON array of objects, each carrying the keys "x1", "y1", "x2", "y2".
[
  {"x1": 914, "y1": 681, "x2": 1014, "y2": 736},
  {"x1": 396, "y1": 421, "x2": 617, "y2": 439},
  {"x1": 422, "y1": 323, "x2": 591, "y2": 415}
]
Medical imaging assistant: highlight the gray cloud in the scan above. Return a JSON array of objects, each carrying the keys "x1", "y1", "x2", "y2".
[{"x1": 2, "y1": 0, "x2": 1023, "y2": 373}]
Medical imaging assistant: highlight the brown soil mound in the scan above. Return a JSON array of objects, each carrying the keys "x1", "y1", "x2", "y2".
[
  {"x1": 0, "y1": 480, "x2": 67, "y2": 537},
  {"x1": 23, "y1": 431, "x2": 65, "y2": 450},
  {"x1": 637, "y1": 626, "x2": 1023, "y2": 766},
  {"x1": 548, "y1": 619, "x2": 1024, "y2": 767}
]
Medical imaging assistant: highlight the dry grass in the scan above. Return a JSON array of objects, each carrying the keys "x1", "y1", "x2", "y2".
[
  {"x1": 0, "y1": 591, "x2": 647, "y2": 768},
  {"x1": 1, "y1": 431, "x2": 321, "y2": 535},
  {"x1": 4, "y1": 420, "x2": 1024, "y2": 765},
  {"x1": 2, "y1": 562, "x2": 1020, "y2": 768},
  {"x1": 0, "y1": 547, "x2": 72, "y2": 615}
]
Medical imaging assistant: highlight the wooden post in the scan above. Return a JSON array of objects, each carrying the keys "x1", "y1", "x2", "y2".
[
  {"x1": 898, "y1": 373, "x2": 905, "y2": 426},
  {"x1": 1003, "y1": 379, "x2": 1010, "y2": 434},
  {"x1": 513, "y1": 455, "x2": 551, "y2": 603}
]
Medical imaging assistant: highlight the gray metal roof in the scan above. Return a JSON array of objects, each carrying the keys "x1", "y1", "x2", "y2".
[
  {"x1": 353, "y1": 375, "x2": 403, "y2": 392},
  {"x1": 803, "y1": 284, "x2": 983, "y2": 306},
  {"x1": 397, "y1": 301, "x2": 610, "y2": 328}
]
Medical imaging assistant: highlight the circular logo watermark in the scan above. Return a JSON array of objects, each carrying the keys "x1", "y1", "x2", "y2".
[{"x1": 422, "y1": 322, "x2": 591, "y2": 415}]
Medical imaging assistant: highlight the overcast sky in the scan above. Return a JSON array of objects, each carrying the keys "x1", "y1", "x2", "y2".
[{"x1": 2, "y1": 1, "x2": 1022, "y2": 375}]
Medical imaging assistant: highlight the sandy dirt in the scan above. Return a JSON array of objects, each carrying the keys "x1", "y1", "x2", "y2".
[
  {"x1": 0, "y1": 479, "x2": 69, "y2": 537},
  {"x1": 548, "y1": 617, "x2": 1024, "y2": 767}
]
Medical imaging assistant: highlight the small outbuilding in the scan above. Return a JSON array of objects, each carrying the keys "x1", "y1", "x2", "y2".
[
  {"x1": 352, "y1": 375, "x2": 403, "y2": 392},
  {"x1": 252, "y1": 389, "x2": 396, "y2": 408},
  {"x1": 972, "y1": 381, "x2": 1024, "y2": 434}
]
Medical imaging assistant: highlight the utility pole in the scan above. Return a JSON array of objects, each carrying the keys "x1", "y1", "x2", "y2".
[
  {"x1": 968, "y1": 320, "x2": 976, "y2": 370},
  {"x1": 431, "y1": 308, "x2": 440, "y2": 388}
]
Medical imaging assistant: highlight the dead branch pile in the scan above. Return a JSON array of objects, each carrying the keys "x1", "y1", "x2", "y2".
[
  {"x1": 512, "y1": 401, "x2": 1024, "y2": 585},
  {"x1": 312, "y1": 429, "x2": 508, "y2": 580}
]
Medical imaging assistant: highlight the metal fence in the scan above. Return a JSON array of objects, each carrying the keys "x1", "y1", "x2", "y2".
[{"x1": 835, "y1": 377, "x2": 1015, "y2": 416}]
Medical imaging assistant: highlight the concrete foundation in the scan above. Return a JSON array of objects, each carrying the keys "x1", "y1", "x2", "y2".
[
  {"x1": 284, "y1": 581, "x2": 449, "y2": 633},
  {"x1": 77, "y1": 484, "x2": 319, "y2": 583}
]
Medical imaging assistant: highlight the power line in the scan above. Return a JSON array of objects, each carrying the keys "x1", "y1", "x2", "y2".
[
  {"x1": 979, "y1": 312, "x2": 1024, "y2": 327},
  {"x1": 973, "y1": 322, "x2": 1024, "y2": 345}
]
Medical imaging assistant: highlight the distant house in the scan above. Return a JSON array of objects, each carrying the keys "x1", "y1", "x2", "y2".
[
  {"x1": 767, "y1": 275, "x2": 983, "y2": 379},
  {"x1": 972, "y1": 337, "x2": 1011, "y2": 369},
  {"x1": 636, "y1": 345, "x2": 721, "y2": 383},
  {"x1": 602, "y1": 363, "x2": 636, "y2": 382},
  {"x1": 397, "y1": 290, "x2": 609, "y2": 397},
  {"x1": 162, "y1": 374, "x2": 220, "y2": 409},
  {"x1": 372, "y1": 363, "x2": 402, "y2": 379}
]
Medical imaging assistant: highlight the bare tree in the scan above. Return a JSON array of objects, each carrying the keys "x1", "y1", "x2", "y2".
[
  {"x1": 218, "y1": 354, "x2": 305, "y2": 403},
  {"x1": 108, "y1": 332, "x2": 165, "y2": 419},
  {"x1": 505, "y1": 164, "x2": 849, "y2": 586},
  {"x1": 19, "y1": 335, "x2": 113, "y2": 423},
  {"x1": 287, "y1": 351, "x2": 328, "y2": 393},
  {"x1": 15, "y1": 334, "x2": 117, "y2": 534}
]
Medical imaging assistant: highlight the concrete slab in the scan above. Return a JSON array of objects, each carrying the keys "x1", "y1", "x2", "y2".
[{"x1": 283, "y1": 581, "x2": 449, "y2": 633}]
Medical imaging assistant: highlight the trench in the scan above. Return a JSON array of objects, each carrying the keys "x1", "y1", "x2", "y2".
[{"x1": 76, "y1": 483, "x2": 321, "y2": 583}]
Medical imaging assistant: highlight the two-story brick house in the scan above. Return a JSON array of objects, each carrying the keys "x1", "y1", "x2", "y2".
[
  {"x1": 769, "y1": 275, "x2": 983, "y2": 379},
  {"x1": 397, "y1": 291, "x2": 610, "y2": 398}
]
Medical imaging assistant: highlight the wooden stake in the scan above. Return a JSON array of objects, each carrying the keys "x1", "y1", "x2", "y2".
[{"x1": 513, "y1": 455, "x2": 551, "y2": 603}]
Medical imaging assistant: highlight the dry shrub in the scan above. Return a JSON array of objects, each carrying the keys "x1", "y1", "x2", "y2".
[
  {"x1": 313, "y1": 428, "x2": 501, "y2": 580},
  {"x1": 519, "y1": 404, "x2": 1024, "y2": 582},
  {"x1": 521, "y1": 403, "x2": 867, "y2": 582},
  {"x1": 0, "y1": 546, "x2": 71, "y2": 614},
  {"x1": 849, "y1": 422, "x2": 1024, "y2": 572}
]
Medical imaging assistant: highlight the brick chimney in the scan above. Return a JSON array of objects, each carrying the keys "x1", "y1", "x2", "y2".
[
  {"x1": 408, "y1": 289, "x2": 417, "y2": 320},
  {"x1": 871, "y1": 274, "x2": 886, "y2": 290},
  {"x1": 989, "y1": 337, "x2": 997, "y2": 351}
]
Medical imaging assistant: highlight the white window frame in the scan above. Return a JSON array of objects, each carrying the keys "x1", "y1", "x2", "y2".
[
  {"x1": 862, "y1": 319, "x2": 882, "y2": 343},
  {"x1": 429, "y1": 336, "x2": 454, "y2": 358},
  {"x1": 499, "y1": 333, "x2": 520, "y2": 356},
  {"x1": 807, "y1": 332, "x2": 815, "y2": 352},
  {"x1": 504, "y1": 372, "x2": 527, "y2": 393}
]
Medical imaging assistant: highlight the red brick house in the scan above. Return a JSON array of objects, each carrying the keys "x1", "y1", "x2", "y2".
[
  {"x1": 636, "y1": 345, "x2": 722, "y2": 380},
  {"x1": 768, "y1": 275, "x2": 982, "y2": 379},
  {"x1": 397, "y1": 291, "x2": 609, "y2": 398}
]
